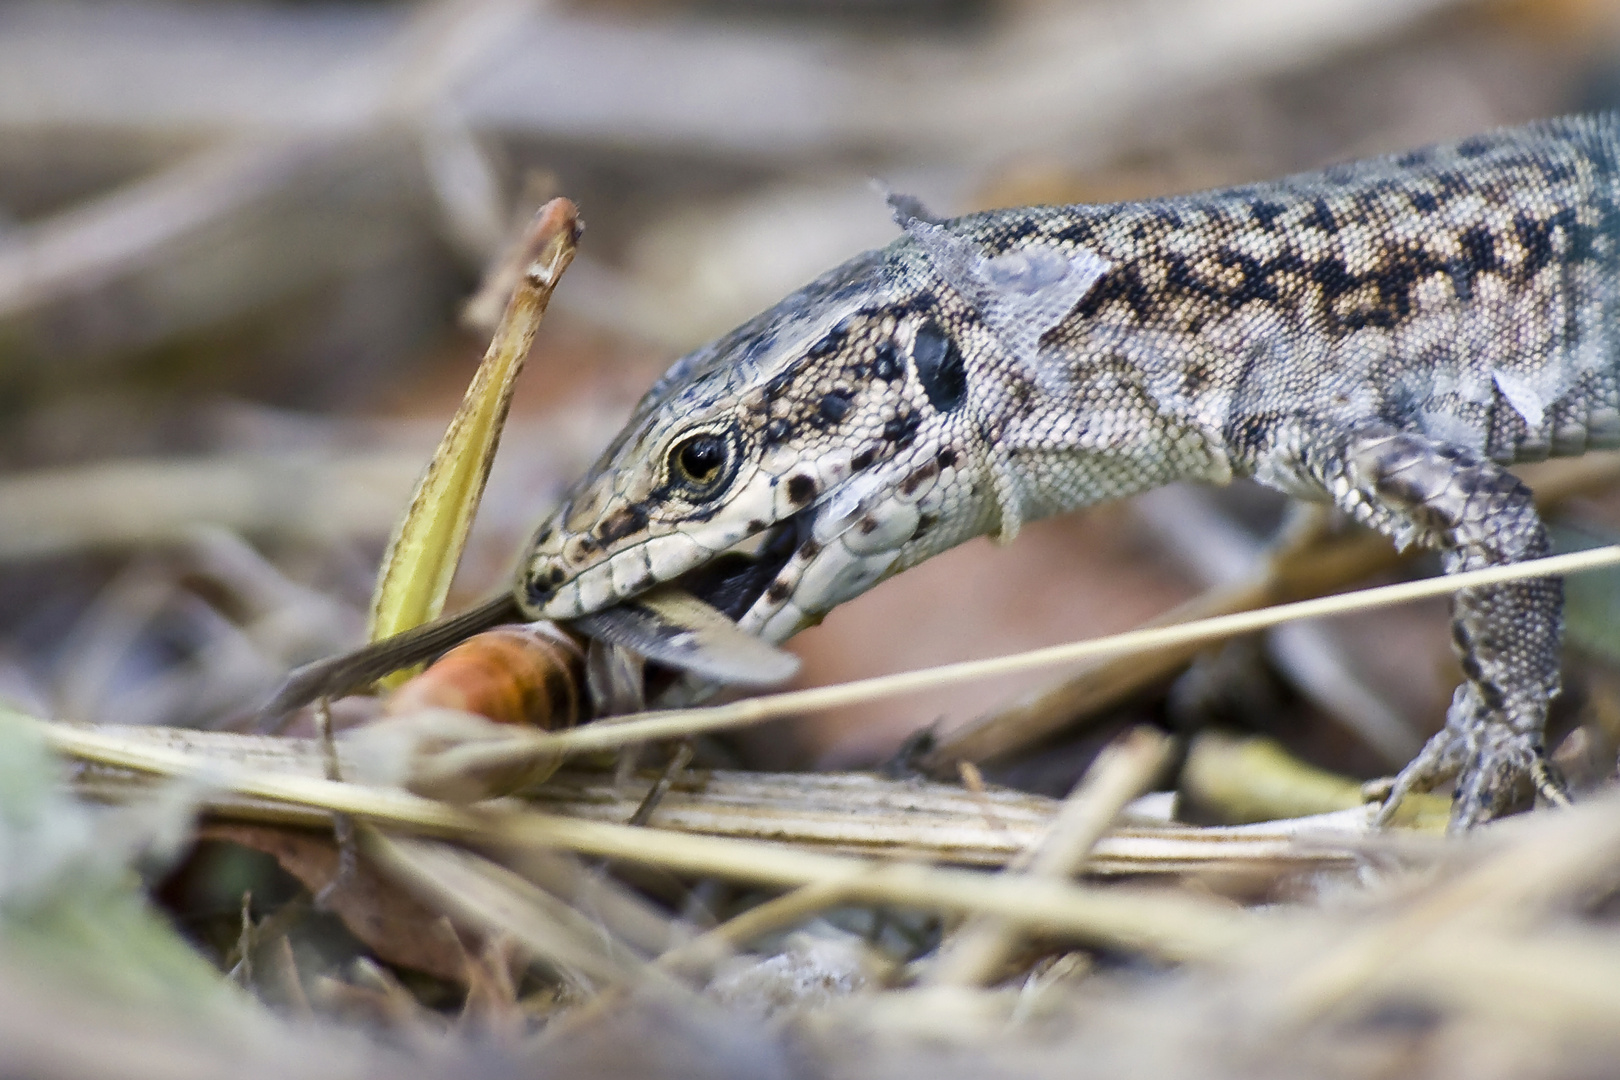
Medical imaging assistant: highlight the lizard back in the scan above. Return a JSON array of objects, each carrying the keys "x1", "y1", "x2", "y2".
[{"x1": 951, "y1": 112, "x2": 1620, "y2": 496}]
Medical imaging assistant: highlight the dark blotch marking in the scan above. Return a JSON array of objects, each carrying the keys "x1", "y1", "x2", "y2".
[
  {"x1": 1454, "y1": 134, "x2": 1495, "y2": 159},
  {"x1": 819, "y1": 388, "x2": 854, "y2": 424},
  {"x1": 1073, "y1": 261, "x2": 1156, "y2": 322},
  {"x1": 1410, "y1": 190, "x2": 1438, "y2": 214},
  {"x1": 901, "y1": 460, "x2": 939, "y2": 496},
  {"x1": 936, "y1": 448, "x2": 958, "y2": 469},
  {"x1": 1226, "y1": 411, "x2": 1291, "y2": 458},
  {"x1": 1181, "y1": 361, "x2": 1213, "y2": 396},
  {"x1": 534, "y1": 526, "x2": 553, "y2": 545},
  {"x1": 1458, "y1": 224, "x2": 1495, "y2": 281},
  {"x1": 1151, "y1": 206, "x2": 1184, "y2": 229},
  {"x1": 1305, "y1": 198, "x2": 1336, "y2": 234},
  {"x1": 857, "y1": 516, "x2": 879, "y2": 535},
  {"x1": 747, "y1": 519, "x2": 768, "y2": 534},
  {"x1": 915, "y1": 513, "x2": 937, "y2": 538},
  {"x1": 1050, "y1": 218, "x2": 1099, "y2": 249},
  {"x1": 871, "y1": 340, "x2": 903, "y2": 381},
  {"x1": 851, "y1": 446, "x2": 877, "y2": 472},
  {"x1": 765, "y1": 581, "x2": 792, "y2": 604},
  {"x1": 806, "y1": 325, "x2": 849, "y2": 359},
  {"x1": 988, "y1": 217, "x2": 1041, "y2": 245},
  {"x1": 1309, "y1": 256, "x2": 1353, "y2": 301},
  {"x1": 1246, "y1": 198, "x2": 1286, "y2": 230},
  {"x1": 1162, "y1": 253, "x2": 1199, "y2": 292},
  {"x1": 1541, "y1": 157, "x2": 1578, "y2": 185},
  {"x1": 1219, "y1": 251, "x2": 1279, "y2": 306},
  {"x1": 1445, "y1": 255, "x2": 1475, "y2": 302},
  {"x1": 763, "y1": 417, "x2": 793, "y2": 445},
  {"x1": 797, "y1": 539, "x2": 822, "y2": 560},
  {"x1": 1434, "y1": 170, "x2": 1473, "y2": 200},
  {"x1": 763, "y1": 358, "x2": 807, "y2": 404},
  {"x1": 1162, "y1": 247, "x2": 1307, "y2": 317},
  {"x1": 884, "y1": 412, "x2": 921, "y2": 447},
  {"x1": 594, "y1": 504, "x2": 649, "y2": 545},
  {"x1": 1009, "y1": 381, "x2": 1037, "y2": 419},
  {"x1": 1514, "y1": 210, "x2": 1565, "y2": 280},
  {"x1": 786, "y1": 474, "x2": 818, "y2": 506},
  {"x1": 912, "y1": 320, "x2": 968, "y2": 412}
]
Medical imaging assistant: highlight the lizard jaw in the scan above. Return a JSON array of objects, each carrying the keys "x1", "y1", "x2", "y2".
[
  {"x1": 527, "y1": 501, "x2": 813, "y2": 622},
  {"x1": 733, "y1": 486, "x2": 923, "y2": 643},
  {"x1": 527, "y1": 449, "x2": 933, "y2": 640}
]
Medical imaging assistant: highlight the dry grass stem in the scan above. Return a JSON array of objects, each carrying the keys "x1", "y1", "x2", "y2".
[
  {"x1": 36, "y1": 714, "x2": 1252, "y2": 961},
  {"x1": 60, "y1": 720, "x2": 1405, "y2": 871},
  {"x1": 927, "y1": 727, "x2": 1175, "y2": 988},
  {"x1": 654, "y1": 878, "x2": 860, "y2": 975},
  {"x1": 358, "y1": 829, "x2": 643, "y2": 987},
  {"x1": 930, "y1": 453, "x2": 1620, "y2": 772},
  {"x1": 412, "y1": 545, "x2": 1620, "y2": 786},
  {"x1": 1270, "y1": 794, "x2": 1620, "y2": 1026}
]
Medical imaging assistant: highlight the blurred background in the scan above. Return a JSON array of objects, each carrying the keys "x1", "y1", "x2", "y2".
[{"x1": 6, "y1": 0, "x2": 1620, "y2": 787}]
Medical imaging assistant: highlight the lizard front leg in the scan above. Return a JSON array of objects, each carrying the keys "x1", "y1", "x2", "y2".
[{"x1": 1322, "y1": 428, "x2": 1564, "y2": 830}]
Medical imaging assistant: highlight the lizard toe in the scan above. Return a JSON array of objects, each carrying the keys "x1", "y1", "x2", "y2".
[{"x1": 1447, "y1": 726, "x2": 1539, "y2": 830}]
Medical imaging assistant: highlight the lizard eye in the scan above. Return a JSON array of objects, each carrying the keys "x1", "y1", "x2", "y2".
[{"x1": 669, "y1": 431, "x2": 734, "y2": 496}]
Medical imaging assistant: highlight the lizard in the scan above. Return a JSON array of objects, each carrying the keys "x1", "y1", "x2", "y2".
[{"x1": 274, "y1": 113, "x2": 1620, "y2": 831}]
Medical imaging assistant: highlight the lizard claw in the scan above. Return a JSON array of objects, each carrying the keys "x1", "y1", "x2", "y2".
[
  {"x1": 1374, "y1": 686, "x2": 1542, "y2": 831},
  {"x1": 1532, "y1": 757, "x2": 1574, "y2": 808}
]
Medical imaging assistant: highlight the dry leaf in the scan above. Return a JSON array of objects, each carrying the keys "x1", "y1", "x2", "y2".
[{"x1": 196, "y1": 822, "x2": 469, "y2": 983}]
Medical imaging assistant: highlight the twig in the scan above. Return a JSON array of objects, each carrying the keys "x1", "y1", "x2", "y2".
[
  {"x1": 230, "y1": 891, "x2": 254, "y2": 989},
  {"x1": 0, "y1": 137, "x2": 353, "y2": 324},
  {"x1": 627, "y1": 741, "x2": 694, "y2": 828},
  {"x1": 366, "y1": 195, "x2": 580, "y2": 654},
  {"x1": 273, "y1": 937, "x2": 314, "y2": 1021},
  {"x1": 312, "y1": 699, "x2": 358, "y2": 911},
  {"x1": 1270, "y1": 791, "x2": 1620, "y2": 1027}
]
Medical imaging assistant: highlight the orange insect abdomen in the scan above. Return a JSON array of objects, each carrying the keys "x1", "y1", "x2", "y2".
[{"x1": 385, "y1": 623, "x2": 587, "y2": 729}]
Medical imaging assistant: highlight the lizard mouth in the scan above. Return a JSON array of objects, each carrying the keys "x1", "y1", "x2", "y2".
[{"x1": 667, "y1": 509, "x2": 815, "y2": 622}]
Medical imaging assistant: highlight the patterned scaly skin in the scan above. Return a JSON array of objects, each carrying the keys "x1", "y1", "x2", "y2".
[{"x1": 520, "y1": 113, "x2": 1620, "y2": 830}]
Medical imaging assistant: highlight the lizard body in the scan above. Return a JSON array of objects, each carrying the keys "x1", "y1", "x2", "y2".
[{"x1": 520, "y1": 113, "x2": 1620, "y2": 829}]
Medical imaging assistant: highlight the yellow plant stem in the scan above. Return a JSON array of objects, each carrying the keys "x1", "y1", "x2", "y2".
[{"x1": 367, "y1": 198, "x2": 580, "y2": 686}]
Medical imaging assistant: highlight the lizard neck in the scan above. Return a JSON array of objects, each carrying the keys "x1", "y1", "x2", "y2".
[{"x1": 969, "y1": 358, "x2": 1236, "y2": 544}]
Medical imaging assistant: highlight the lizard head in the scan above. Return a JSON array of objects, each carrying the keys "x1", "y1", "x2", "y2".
[
  {"x1": 521, "y1": 241, "x2": 1008, "y2": 643},
  {"x1": 519, "y1": 197, "x2": 1119, "y2": 644}
]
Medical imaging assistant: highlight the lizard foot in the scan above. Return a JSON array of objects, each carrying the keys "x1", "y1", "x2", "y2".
[{"x1": 1374, "y1": 687, "x2": 1540, "y2": 831}]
